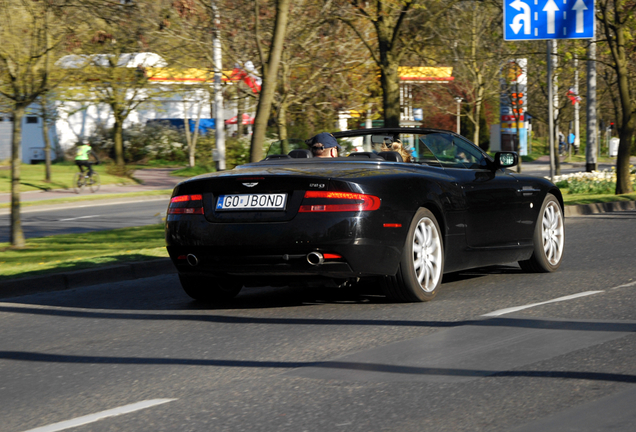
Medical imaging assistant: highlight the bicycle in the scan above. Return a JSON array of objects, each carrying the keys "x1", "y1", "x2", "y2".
[{"x1": 73, "y1": 163, "x2": 101, "y2": 193}]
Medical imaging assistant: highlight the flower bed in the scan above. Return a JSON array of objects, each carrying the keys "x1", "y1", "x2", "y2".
[{"x1": 551, "y1": 166, "x2": 636, "y2": 194}]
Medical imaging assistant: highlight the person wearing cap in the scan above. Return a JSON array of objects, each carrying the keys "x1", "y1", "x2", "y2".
[
  {"x1": 75, "y1": 140, "x2": 100, "y2": 177},
  {"x1": 309, "y1": 132, "x2": 341, "y2": 158}
]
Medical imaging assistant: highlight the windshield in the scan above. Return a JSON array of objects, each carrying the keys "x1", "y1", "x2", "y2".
[{"x1": 265, "y1": 131, "x2": 490, "y2": 169}]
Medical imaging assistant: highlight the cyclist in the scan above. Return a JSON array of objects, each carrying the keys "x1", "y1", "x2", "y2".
[{"x1": 75, "y1": 140, "x2": 100, "y2": 176}]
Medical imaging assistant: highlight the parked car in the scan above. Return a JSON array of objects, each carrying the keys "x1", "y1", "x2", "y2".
[{"x1": 166, "y1": 128, "x2": 564, "y2": 302}]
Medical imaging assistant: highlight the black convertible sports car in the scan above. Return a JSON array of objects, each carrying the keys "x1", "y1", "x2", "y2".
[{"x1": 166, "y1": 128, "x2": 564, "y2": 302}]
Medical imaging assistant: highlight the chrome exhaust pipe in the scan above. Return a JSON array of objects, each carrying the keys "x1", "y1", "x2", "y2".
[
  {"x1": 307, "y1": 251, "x2": 324, "y2": 266},
  {"x1": 186, "y1": 254, "x2": 199, "y2": 267}
]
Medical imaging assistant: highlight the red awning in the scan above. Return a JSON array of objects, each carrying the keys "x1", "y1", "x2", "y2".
[{"x1": 225, "y1": 113, "x2": 255, "y2": 125}]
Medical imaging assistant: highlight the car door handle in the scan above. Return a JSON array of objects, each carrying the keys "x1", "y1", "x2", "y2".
[{"x1": 517, "y1": 187, "x2": 541, "y2": 194}]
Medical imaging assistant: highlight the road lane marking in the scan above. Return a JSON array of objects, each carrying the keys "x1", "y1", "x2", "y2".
[
  {"x1": 9, "y1": 197, "x2": 170, "y2": 215},
  {"x1": 58, "y1": 215, "x2": 101, "y2": 222},
  {"x1": 611, "y1": 280, "x2": 636, "y2": 290},
  {"x1": 20, "y1": 399, "x2": 176, "y2": 432},
  {"x1": 482, "y1": 291, "x2": 605, "y2": 317}
]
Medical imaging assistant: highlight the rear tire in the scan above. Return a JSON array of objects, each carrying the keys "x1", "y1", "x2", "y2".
[
  {"x1": 518, "y1": 193, "x2": 564, "y2": 272},
  {"x1": 72, "y1": 172, "x2": 85, "y2": 194},
  {"x1": 179, "y1": 274, "x2": 243, "y2": 302},
  {"x1": 382, "y1": 208, "x2": 444, "y2": 302}
]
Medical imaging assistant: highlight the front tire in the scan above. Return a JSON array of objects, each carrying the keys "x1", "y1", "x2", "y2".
[
  {"x1": 179, "y1": 274, "x2": 243, "y2": 302},
  {"x1": 89, "y1": 172, "x2": 101, "y2": 192},
  {"x1": 382, "y1": 208, "x2": 444, "y2": 302},
  {"x1": 519, "y1": 193, "x2": 564, "y2": 272}
]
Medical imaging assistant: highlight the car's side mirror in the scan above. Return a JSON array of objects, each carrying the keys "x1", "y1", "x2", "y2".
[{"x1": 493, "y1": 152, "x2": 518, "y2": 170}]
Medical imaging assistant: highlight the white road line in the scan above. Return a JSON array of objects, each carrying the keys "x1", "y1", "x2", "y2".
[
  {"x1": 58, "y1": 215, "x2": 101, "y2": 222},
  {"x1": 21, "y1": 399, "x2": 176, "y2": 432},
  {"x1": 611, "y1": 280, "x2": 636, "y2": 290},
  {"x1": 13, "y1": 197, "x2": 170, "y2": 215},
  {"x1": 482, "y1": 291, "x2": 605, "y2": 317}
]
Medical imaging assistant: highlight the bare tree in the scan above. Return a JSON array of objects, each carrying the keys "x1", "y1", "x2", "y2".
[
  {"x1": 332, "y1": 0, "x2": 457, "y2": 128},
  {"x1": 250, "y1": 0, "x2": 292, "y2": 162},
  {"x1": 0, "y1": 0, "x2": 74, "y2": 247},
  {"x1": 597, "y1": 0, "x2": 635, "y2": 194}
]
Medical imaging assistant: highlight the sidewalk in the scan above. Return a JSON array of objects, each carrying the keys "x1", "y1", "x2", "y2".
[{"x1": 0, "y1": 168, "x2": 182, "y2": 204}]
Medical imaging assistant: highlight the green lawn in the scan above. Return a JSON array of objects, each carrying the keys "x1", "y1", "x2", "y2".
[
  {"x1": 562, "y1": 191, "x2": 636, "y2": 206},
  {"x1": 0, "y1": 224, "x2": 168, "y2": 280},
  {"x1": 0, "y1": 162, "x2": 137, "y2": 193}
]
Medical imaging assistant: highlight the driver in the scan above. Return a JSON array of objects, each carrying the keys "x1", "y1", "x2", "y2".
[{"x1": 308, "y1": 132, "x2": 341, "y2": 158}]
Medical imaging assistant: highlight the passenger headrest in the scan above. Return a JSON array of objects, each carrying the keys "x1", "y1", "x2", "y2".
[
  {"x1": 288, "y1": 149, "x2": 313, "y2": 158},
  {"x1": 347, "y1": 152, "x2": 384, "y2": 160},
  {"x1": 378, "y1": 151, "x2": 403, "y2": 162}
]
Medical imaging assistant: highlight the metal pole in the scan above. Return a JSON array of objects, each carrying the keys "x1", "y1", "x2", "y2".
[
  {"x1": 547, "y1": 41, "x2": 555, "y2": 181},
  {"x1": 574, "y1": 55, "x2": 580, "y2": 155},
  {"x1": 586, "y1": 21, "x2": 598, "y2": 171},
  {"x1": 454, "y1": 97, "x2": 462, "y2": 134},
  {"x1": 212, "y1": 0, "x2": 225, "y2": 170}
]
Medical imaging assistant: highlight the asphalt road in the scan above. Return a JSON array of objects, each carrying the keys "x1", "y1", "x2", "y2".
[
  {"x1": 0, "y1": 198, "x2": 169, "y2": 242},
  {"x1": 1, "y1": 210, "x2": 635, "y2": 432}
]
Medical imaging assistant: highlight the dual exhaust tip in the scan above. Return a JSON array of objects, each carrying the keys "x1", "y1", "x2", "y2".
[
  {"x1": 306, "y1": 251, "x2": 324, "y2": 266},
  {"x1": 186, "y1": 252, "x2": 325, "y2": 267}
]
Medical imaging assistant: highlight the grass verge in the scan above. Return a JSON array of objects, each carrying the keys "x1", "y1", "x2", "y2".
[
  {"x1": 0, "y1": 224, "x2": 168, "y2": 281},
  {"x1": 562, "y1": 191, "x2": 636, "y2": 206},
  {"x1": 171, "y1": 165, "x2": 216, "y2": 177},
  {"x1": 0, "y1": 162, "x2": 137, "y2": 193}
]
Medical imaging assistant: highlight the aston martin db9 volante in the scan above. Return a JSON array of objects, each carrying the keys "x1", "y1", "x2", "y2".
[{"x1": 166, "y1": 128, "x2": 564, "y2": 302}]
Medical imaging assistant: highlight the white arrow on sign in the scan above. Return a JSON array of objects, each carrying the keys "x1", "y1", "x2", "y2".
[
  {"x1": 509, "y1": 0, "x2": 532, "y2": 34},
  {"x1": 543, "y1": 0, "x2": 560, "y2": 34},
  {"x1": 572, "y1": 0, "x2": 588, "y2": 33}
]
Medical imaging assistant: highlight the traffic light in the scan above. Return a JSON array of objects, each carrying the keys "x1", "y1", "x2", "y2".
[{"x1": 609, "y1": 122, "x2": 615, "y2": 130}]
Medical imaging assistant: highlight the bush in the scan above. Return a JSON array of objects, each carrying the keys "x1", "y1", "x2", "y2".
[
  {"x1": 551, "y1": 166, "x2": 636, "y2": 194},
  {"x1": 79, "y1": 122, "x2": 188, "y2": 164},
  {"x1": 80, "y1": 122, "x2": 268, "y2": 169}
]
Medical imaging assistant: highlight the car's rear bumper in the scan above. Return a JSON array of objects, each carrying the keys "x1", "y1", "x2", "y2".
[{"x1": 166, "y1": 212, "x2": 408, "y2": 279}]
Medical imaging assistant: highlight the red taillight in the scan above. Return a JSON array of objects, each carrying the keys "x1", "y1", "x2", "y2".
[
  {"x1": 170, "y1": 194, "x2": 202, "y2": 203},
  {"x1": 323, "y1": 253, "x2": 342, "y2": 259},
  {"x1": 299, "y1": 191, "x2": 381, "y2": 212},
  {"x1": 168, "y1": 207, "x2": 204, "y2": 215},
  {"x1": 168, "y1": 194, "x2": 204, "y2": 215},
  {"x1": 383, "y1": 223, "x2": 402, "y2": 228}
]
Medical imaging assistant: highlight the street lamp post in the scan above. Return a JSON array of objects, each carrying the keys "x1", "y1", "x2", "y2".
[{"x1": 454, "y1": 97, "x2": 462, "y2": 134}]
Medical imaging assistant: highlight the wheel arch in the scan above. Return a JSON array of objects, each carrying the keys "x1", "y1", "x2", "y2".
[
  {"x1": 416, "y1": 200, "x2": 447, "y2": 249},
  {"x1": 548, "y1": 187, "x2": 565, "y2": 213}
]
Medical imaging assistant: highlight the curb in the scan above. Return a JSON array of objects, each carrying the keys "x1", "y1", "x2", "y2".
[
  {"x1": 565, "y1": 201, "x2": 636, "y2": 217},
  {"x1": 0, "y1": 258, "x2": 176, "y2": 299}
]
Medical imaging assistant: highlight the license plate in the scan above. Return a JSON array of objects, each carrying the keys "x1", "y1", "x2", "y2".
[{"x1": 216, "y1": 193, "x2": 287, "y2": 211}]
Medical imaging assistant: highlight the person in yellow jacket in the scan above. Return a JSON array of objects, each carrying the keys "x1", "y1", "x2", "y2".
[{"x1": 75, "y1": 140, "x2": 100, "y2": 177}]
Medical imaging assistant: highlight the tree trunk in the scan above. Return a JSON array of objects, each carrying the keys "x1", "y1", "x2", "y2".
[
  {"x1": 184, "y1": 100, "x2": 193, "y2": 167},
  {"x1": 250, "y1": 0, "x2": 292, "y2": 162},
  {"x1": 277, "y1": 99, "x2": 290, "y2": 154},
  {"x1": 113, "y1": 115, "x2": 125, "y2": 167},
  {"x1": 10, "y1": 106, "x2": 26, "y2": 248},
  {"x1": 236, "y1": 94, "x2": 244, "y2": 137},
  {"x1": 380, "y1": 56, "x2": 401, "y2": 128},
  {"x1": 42, "y1": 118, "x2": 52, "y2": 182},
  {"x1": 611, "y1": 24, "x2": 635, "y2": 194},
  {"x1": 192, "y1": 103, "x2": 202, "y2": 168},
  {"x1": 616, "y1": 126, "x2": 634, "y2": 194}
]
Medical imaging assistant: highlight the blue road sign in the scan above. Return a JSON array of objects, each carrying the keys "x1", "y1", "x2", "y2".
[{"x1": 504, "y1": 0, "x2": 595, "y2": 40}]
